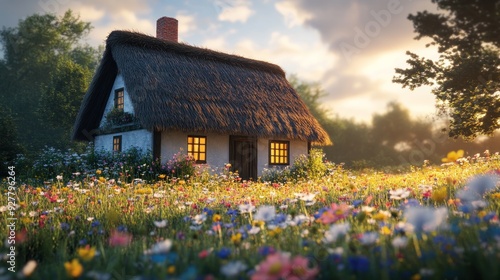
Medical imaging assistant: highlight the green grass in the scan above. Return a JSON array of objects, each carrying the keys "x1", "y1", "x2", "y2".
[{"x1": 2, "y1": 156, "x2": 500, "y2": 279}]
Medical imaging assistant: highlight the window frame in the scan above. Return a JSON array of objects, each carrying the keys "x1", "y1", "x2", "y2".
[
  {"x1": 113, "y1": 135, "x2": 122, "y2": 152},
  {"x1": 269, "y1": 140, "x2": 290, "y2": 165},
  {"x1": 187, "y1": 135, "x2": 207, "y2": 164},
  {"x1": 114, "y1": 88, "x2": 124, "y2": 110}
]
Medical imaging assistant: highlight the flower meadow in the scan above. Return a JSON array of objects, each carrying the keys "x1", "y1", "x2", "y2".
[{"x1": 2, "y1": 149, "x2": 500, "y2": 279}]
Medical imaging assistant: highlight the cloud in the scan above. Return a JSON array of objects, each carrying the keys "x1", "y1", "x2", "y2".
[
  {"x1": 201, "y1": 31, "x2": 337, "y2": 83},
  {"x1": 272, "y1": 0, "x2": 440, "y2": 122},
  {"x1": 274, "y1": 1, "x2": 311, "y2": 28},
  {"x1": 303, "y1": 0, "x2": 421, "y2": 56},
  {"x1": 34, "y1": 0, "x2": 151, "y2": 17},
  {"x1": 216, "y1": 0, "x2": 254, "y2": 23},
  {"x1": 202, "y1": 35, "x2": 228, "y2": 51},
  {"x1": 175, "y1": 12, "x2": 197, "y2": 37}
]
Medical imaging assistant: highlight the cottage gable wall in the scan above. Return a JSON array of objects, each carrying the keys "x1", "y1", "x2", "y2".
[{"x1": 99, "y1": 73, "x2": 135, "y2": 128}]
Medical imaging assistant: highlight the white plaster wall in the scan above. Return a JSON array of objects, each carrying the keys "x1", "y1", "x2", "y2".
[
  {"x1": 257, "y1": 138, "x2": 308, "y2": 175},
  {"x1": 159, "y1": 132, "x2": 308, "y2": 176},
  {"x1": 99, "y1": 73, "x2": 134, "y2": 128},
  {"x1": 94, "y1": 129, "x2": 153, "y2": 153},
  {"x1": 160, "y1": 132, "x2": 229, "y2": 169}
]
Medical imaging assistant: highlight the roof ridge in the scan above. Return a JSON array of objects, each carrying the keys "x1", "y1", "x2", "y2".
[{"x1": 106, "y1": 30, "x2": 286, "y2": 76}]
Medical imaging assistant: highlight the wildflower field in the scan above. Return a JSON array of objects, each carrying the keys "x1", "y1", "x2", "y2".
[{"x1": 2, "y1": 148, "x2": 500, "y2": 280}]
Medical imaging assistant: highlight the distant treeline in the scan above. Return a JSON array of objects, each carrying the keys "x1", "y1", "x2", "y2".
[{"x1": 290, "y1": 76, "x2": 500, "y2": 170}]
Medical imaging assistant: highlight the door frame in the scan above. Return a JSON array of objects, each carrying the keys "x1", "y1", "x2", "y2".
[{"x1": 229, "y1": 135, "x2": 258, "y2": 180}]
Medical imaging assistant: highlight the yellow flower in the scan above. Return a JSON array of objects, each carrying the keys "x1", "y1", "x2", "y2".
[
  {"x1": 231, "y1": 233, "x2": 242, "y2": 245},
  {"x1": 77, "y1": 246, "x2": 96, "y2": 261},
  {"x1": 158, "y1": 174, "x2": 166, "y2": 179},
  {"x1": 268, "y1": 228, "x2": 282, "y2": 237},
  {"x1": 96, "y1": 169, "x2": 102, "y2": 175},
  {"x1": 372, "y1": 210, "x2": 390, "y2": 221},
  {"x1": 411, "y1": 274, "x2": 421, "y2": 280},
  {"x1": 212, "y1": 214, "x2": 222, "y2": 222},
  {"x1": 478, "y1": 210, "x2": 487, "y2": 219},
  {"x1": 98, "y1": 177, "x2": 106, "y2": 183},
  {"x1": 491, "y1": 193, "x2": 500, "y2": 199},
  {"x1": 380, "y1": 226, "x2": 392, "y2": 235},
  {"x1": 64, "y1": 259, "x2": 83, "y2": 278},
  {"x1": 431, "y1": 187, "x2": 448, "y2": 203},
  {"x1": 134, "y1": 188, "x2": 153, "y2": 195},
  {"x1": 253, "y1": 220, "x2": 265, "y2": 229},
  {"x1": 441, "y1": 150, "x2": 464, "y2": 163},
  {"x1": 167, "y1": 265, "x2": 176, "y2": 274},
  {"x1": 178, "y1": 180, "x2": 186, "y2": 185}
]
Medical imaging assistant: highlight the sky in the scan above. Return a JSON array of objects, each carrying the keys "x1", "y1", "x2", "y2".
[{"x1": 0, "y1": 0, "x2": 440, "y2": 124}]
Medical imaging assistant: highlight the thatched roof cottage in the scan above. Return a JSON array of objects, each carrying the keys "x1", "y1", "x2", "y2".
[{"x1": 72, "y1": 17, "x2": 330, "y2": 179}]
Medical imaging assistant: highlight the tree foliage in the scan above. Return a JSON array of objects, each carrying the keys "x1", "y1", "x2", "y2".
[
  {"x1": 292, "y1": 76, "x2": 500, "y2": 170},
  {"x1": 0, "y1": 106, "x2": 24, "y2": 176},
  {"x1": 0, "y1": 10, "x2": 100, "y2": 154},
  {"x1": 393, "y1": 0, "x2": 500, "y2": 139}
]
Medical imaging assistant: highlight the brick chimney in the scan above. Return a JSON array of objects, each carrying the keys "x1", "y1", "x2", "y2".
[{"x1": 156, "y1": 17, "x2": 178, "y2": 42}]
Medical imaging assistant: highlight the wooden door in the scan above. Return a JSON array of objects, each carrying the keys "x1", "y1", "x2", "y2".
[{"x1": 229, "y1": 136, "x2": 257, "y2": 180}]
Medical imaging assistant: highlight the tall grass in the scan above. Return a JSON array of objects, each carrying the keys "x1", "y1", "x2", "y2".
[{"x1": 1, "y1": 149, "x2": 500, "y2": 279}]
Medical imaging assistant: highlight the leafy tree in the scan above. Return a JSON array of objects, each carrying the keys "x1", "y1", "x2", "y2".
[
  {"x1": 0, "y1": 10, "x2": 99, "y2": 153},
  {"x1": 372, "y1": 102, "x2": 433, "y2": 149},
  {"x1": 324, "y1": 116, "x2": 376, "y2": 168},
  {"x1": 0, "y1": 106, "x2": 24, "y2": 176},
  {"x1": 393, "y1": 0, "x2": 500, "y2": 139},
  {"x1": 288, "y1": 75, "x2": 331, "y2": 127}
]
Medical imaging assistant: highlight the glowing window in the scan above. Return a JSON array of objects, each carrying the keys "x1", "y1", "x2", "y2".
[
  {"x1": 113, "y1": 135, "x2": 122, "y2": 152},
  {"x1": 269, "y1": 140, "x2": 289, "y2": 165},
  {"x1": 114, "y1": 88, "x2": 124, "y2": 110},
  {"x1": 187, "y1": 136, "x2": 207, "y2": 164}
]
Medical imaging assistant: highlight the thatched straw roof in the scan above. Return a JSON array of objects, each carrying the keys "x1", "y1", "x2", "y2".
[{"x1": 72, "y1": 31, "x2": 331, "y2": 145}]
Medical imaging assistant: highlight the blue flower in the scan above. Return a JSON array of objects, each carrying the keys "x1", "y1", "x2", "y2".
[
  {"x1": 433, "y1": 235, "x2": 455, "y2": 253},
  {"x1": 483, "y1": 212, "x2": 496, "y2": 222},
  {"x1": 117, "y1": 225, "x2": 128, "y2": 232},
  {"x1": 91, "y1": 220, "x2": 101, "y2": 228},
  {"x1": 403, "y1": 199, "x2": 421, "y2": 209},
  {"x1": 223, "y1": 222, "x2": 235, "y2": 229},
  {"x1": 457, "y1": 175, "x2": 499, "y2": 203},
  {"x1": 149, "y1": 252, "x2": 178, "y2": 264},
  {"x1": 60, "y1": 223, "x2": 70, "y2": 231},
  {"x1": 203, "y1": 207, "x2": 214, "y2": 216},
  {"x1": 273, "y1": 213, "x2": 287, "y2": 224},
  {"x1": 348, "y1": 255, "x2": 370, "y2": 273},
  {"x1": 226, "y1": 209, "x2": 238, "y2": 216},
  {"x1": 352, "y1": 200, "x2": 363, "y2": 207},
  {"x1": 216, "y1": 247, "x2": 231, "y2": 259},
  {"x1": 179, "y1": 266, "x2": 198, "y2": 280},
  {"x1": 258, "y1": 246, "x2": 275, "y2": 256},
  {"x1": 314, "y1": 207, "x2": 329, "y2": 219}
]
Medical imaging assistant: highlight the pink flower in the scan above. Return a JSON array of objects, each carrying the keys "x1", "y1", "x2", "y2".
[
  {"x1": 108, "y1": 230, "x2": 132, "y2": 247},
  {"x1": 252, "y1": 252, "x2": 291, "y2": 280},
  {"x1": 289, "y1": 255, "x2": 319, "y2": 280},
  {"x1": 252, "y1": 252, "x2": 292, "y2": 280},
  {"x1": 198, "y1": 249, "x2": 211, "y2": 259},
  {"x1": 251, "y1": 253, "x2": 318, "y2": 280},
  {"x1": 317, "y1": 203, "x2": 350, "y2": 224}
]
